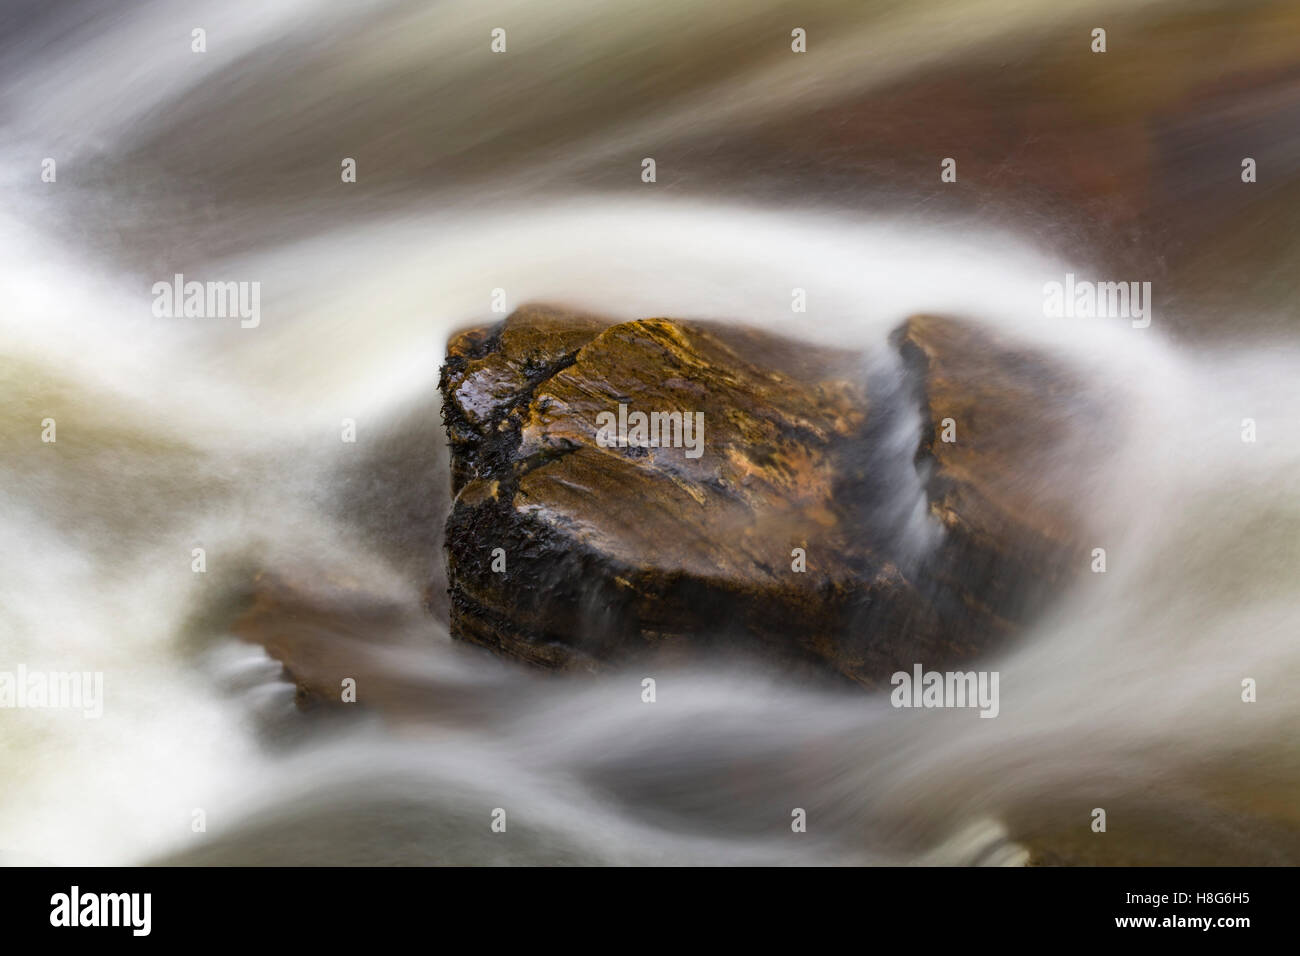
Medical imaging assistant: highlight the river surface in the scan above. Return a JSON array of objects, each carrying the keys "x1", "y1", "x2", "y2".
[{"x1": 1, "y1": 0, "x2": 1297, "y2": 865}]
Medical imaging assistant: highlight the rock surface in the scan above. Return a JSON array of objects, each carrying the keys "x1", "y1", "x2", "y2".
[
  {"x1": 893, "y1": 315, "x2": 1105, "y2": 634},
  {"x1": 231, "y1": 569, "x2": 504, "y2": 722},
  {"x1": 438, "y1": 305, "x2": 1101, "y2": 687}
]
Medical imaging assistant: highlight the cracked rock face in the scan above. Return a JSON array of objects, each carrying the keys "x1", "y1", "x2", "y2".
[{"x1": 437, "y1": 305, "x2": 1103, "y2": 687}]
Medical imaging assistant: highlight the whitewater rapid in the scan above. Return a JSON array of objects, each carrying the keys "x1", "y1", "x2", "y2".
[{"x1": 2, "y1": 189, "x2": 1298, "y2": 865}]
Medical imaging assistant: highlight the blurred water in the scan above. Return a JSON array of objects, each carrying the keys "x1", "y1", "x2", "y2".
[{"x1": 1, "y1": 0, "x2": 1298, "y2": 865}]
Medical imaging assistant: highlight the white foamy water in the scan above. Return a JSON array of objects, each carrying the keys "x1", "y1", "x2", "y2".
[{"x1": 1, "y1": 0, "x2": 1297, "y2": 866}]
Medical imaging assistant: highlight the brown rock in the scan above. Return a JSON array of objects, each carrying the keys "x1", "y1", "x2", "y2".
[
  {"x1": 893, "y1": 315, "x2": 1106, "y2": 628},
  {"x1": 231, "y1": 569, "x2": 500, "y2": 721},
  {"x1": 438, "y1": 305, "x2": 1103, "y2": 687}
]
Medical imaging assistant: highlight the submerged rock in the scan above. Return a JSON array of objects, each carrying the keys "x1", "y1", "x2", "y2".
[
  {"x1": 438, "y1": 305, "x2": 1101, "y2": 687},
  {"x1": 232, "y1": 569, "x2": 423, "y2": 713},
  {"x1": 231, "y1": 569, "x2": 503, "y2": 721}
]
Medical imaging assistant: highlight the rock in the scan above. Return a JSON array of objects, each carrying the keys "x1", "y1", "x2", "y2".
[
  {"x1": 231, "y1": 569, "x2": 414, "y2": 712},
  {"x1": 231, "y1": 569, "x2": 503, "y2": 721},
  {"x1": 438, "y1": 305, "x2": 1101, "y2": 687},
  {"x1": 893, "y1": 315, "x2": 1106, "y2": 631}
]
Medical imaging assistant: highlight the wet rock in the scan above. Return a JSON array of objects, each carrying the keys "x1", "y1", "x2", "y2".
[
  {"x1": 231, "y1": 569, "x2": 501, "y2": 721},
  {"x1": 893, "y1": 315, "x2": 1104, "y2": 632},
  {"x1": 438, "y1": 305, "x2": 1100, "y2": 687}
]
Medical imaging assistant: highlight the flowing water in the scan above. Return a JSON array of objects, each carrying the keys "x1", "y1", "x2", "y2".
[{"x1": 1, "y1": 0, "x2": 1298, "y2": 865}]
